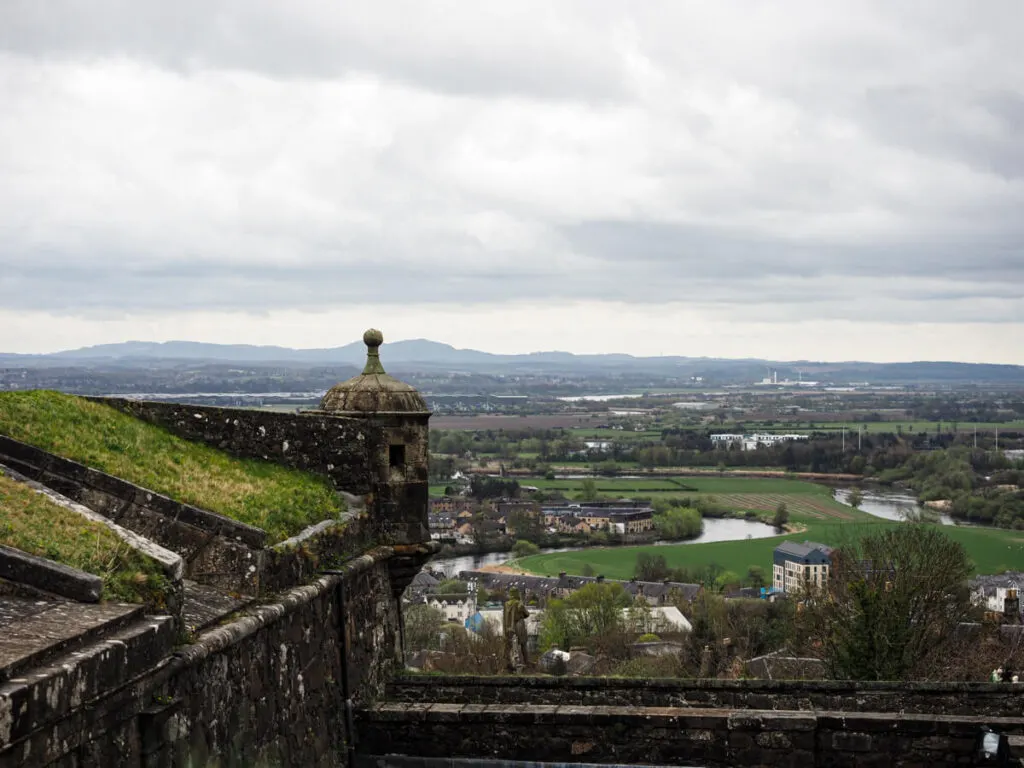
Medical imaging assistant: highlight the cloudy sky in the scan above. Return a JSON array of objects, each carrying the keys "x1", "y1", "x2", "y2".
[{"x1": 1, "y1": 2, "x2": 1022, "y2": 362}]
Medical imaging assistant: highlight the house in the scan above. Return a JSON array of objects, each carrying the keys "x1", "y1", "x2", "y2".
[
  {"x1": 772, "y1": 541, "x2": 832, "y2": 594},
  {"x1": 576, "y1": 506, "x2": 654, "y2": 533},
  {"x1": 971, "y1": 572, "x2": 1024, "y2": 619},
  {"x1": 427, "y1": 590, "x2": 478, "y2": 624},
  {"x1": 623, "y1": 605, "x2": 693, "y2": 634},
  {"x1": 462, "y1": 571, "x2": 702, "y2": 607},
  {"x1": 430, "y1": 496, "x2": 474, "y2": 515}
]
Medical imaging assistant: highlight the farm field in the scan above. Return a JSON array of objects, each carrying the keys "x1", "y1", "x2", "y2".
[
  {"x1": 516, "y1": 519, "x2": 1024, "y2": 579},
  {"x1": 521, "y1": 475, "x2": 856, "y2": 522},
  {"x1": 697, "y1": 420, "x2": 1024, "y2": 435}
]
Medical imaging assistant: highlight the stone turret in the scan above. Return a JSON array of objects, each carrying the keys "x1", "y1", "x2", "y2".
[{"x1": 320, "y1": 329, "x2": 431, "y2": 549}]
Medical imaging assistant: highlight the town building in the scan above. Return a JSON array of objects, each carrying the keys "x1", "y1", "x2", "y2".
[
  {"x1": 772, "y1": 541, "x2": 832, "y2": 594},
  {"x1": 711, "y1": 433, "x2": 809, "y2": 451},
  {"x1": 971, "y1": 572, "x2": 1024, "y2": 620}
]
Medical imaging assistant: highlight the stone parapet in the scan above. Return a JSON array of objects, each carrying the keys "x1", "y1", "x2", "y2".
[
  {"x1": 356, "y1": 702, "x2": 1024, "y2": 767},
  {"x1": 387, "y1": 674, "x2": 1024, "y2": 718}
]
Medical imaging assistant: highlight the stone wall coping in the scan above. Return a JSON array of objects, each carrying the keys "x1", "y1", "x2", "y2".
[
  {"x1": 361, "y1": 701, "x2": 1024, "y2": 732},
  {"x1": 174, "y1": 545, "x2": 397, "y2": 666},
  {"x1": 270, "y1": 518, "x2": 348, "y2": 552},
  {"x1": 0, "y1": 544, "x2": 103, "y2": 603},
  {"x1": 390, "y1": 673, "x2": 1019, "y2": 696},
  {"x1": 0, "y1": 434, "x2": 267, "y2": 548},
  {"x1": 0, "y1": 462, "x2": 184, "y2": 582}
]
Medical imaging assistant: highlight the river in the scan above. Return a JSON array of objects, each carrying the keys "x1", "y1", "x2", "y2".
[
  {"x1": 432, "y1": 489, "x2": 961, "y2": 574},
  {"x1": 833, "y1": 487, "x2": 958, "y2": 525},
  {"x1": 431, "y1": 516, "x2": 780, "y2": 575}
]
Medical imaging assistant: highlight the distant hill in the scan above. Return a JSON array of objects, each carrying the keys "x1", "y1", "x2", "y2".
[{"x1": 1, "y1": 339, "x2": 1023, "y2": 384}]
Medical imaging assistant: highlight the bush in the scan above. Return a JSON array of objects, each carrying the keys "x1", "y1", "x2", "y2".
[{"x1": 512, "y1": 540, "x2": 541, "y2": 558}]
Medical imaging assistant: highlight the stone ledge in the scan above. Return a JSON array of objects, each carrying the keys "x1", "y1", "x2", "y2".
[
  {"x1": 0, "y1": 614, "x2": 176, "y2": 748},
  {"x1": 0, "y1": 545, "x2": 102, "y2": 603}
]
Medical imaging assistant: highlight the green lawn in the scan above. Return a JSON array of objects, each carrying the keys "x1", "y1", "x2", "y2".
[
  {"x1": 702, "y1": 421, "x2": 1024, "y2": 435},
  {"x1": 517, "y1": 515, "x2": 1024, "y2": 579},
  {"x1": 0, "y1": 470, "x2": 172, "y2": 605},
  {"x1": 567, "y1": 429, "x2": 663, "y2": 440},
  {"x1": 0, "y1": 391, "x2": 345, "y2": 544}
]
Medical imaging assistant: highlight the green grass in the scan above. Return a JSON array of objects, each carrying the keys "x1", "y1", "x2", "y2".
[
  {"x1": 0, "y1": 470, "x2": 171, "y2": 605},
  {"x1": 518, "y1": 490, "x2": 1024, "y2": 579},
  {"x1": 0, "y1": 391, "x2": 345, "y2": 544},
  {"x1": 568, "y1": 429, "x2": 663, "y2": 440},
  {"x1": 699, "y1": 421, "x2": 1024, "y2": 435}
]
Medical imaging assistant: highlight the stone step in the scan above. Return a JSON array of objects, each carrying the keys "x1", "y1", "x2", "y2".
[
  {"x1": 0, "y1": 612, "x2": 176, "y2": 751},
  {"x1": 181, "y1": 579, "x2": 250, "y2": 634},
  {"x1": 0, "y1": 596, "x2": 144, "y2": 683}
]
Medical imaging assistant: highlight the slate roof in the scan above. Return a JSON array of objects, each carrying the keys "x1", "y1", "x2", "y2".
[{"x1": 462, "y1": 570, "x2": 702, "y2": 602}]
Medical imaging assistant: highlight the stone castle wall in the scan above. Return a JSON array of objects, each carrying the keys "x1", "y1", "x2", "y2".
[
  {"x1": 3, "y1": 551, "x2": 402, "y2": 768},
  {"x1": 386, "y1": 674, "x2": 1024, "y2": 717}
]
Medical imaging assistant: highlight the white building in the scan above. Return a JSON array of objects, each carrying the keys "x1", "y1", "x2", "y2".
[
  {"x1": 971, "y1": 573, "x2": 1024, "y2": 616},
  {"x1": 772, "y1": 541, "x2": 832, "y2": 594},
  {"x1": 427, "y1": 586, "x2": 478, "y2": 623}
]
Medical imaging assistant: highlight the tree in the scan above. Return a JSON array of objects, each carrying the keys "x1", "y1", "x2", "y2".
[
  {"x1": 847, "y1": 489, "x2": 864, "y2": 509},
  {"x1": 653, "y1": 507, "x2": 703, "y2": 540},
  {"x1": 404, "y1": 604, "x2": 446, "y2": 651},
  {"x1": 772, "y1": 502, "x2": 789, "y2": 528},
  {"x1": 635, "y1": 553, "x2": 670, "y2": 581},
  {"x1": 578, "y1": 478, "x2": 599, "y2": 502},
  {"x1": 436, "y1": 578, "x2": 468, "y2": 594},
  {"x1": 512, "y1": 540, "x2": 540, "y2": 558},
  {"x1": 539, "y1": 582, "x2": 631, "y2": 652},
  {"x1": 800, "y1": 525, "x2": 973, "y2": 680},
  {"x1": 746, "y1": 565, "x2": 766, "y2": 588}
]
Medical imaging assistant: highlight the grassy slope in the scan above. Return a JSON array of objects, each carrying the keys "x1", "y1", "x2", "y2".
[
  {"x1": 0, "y1": 470, "x2": 170, "y2": 605},
  {"x1": 0, "y1": 391, "x2": 344, "y2": 544},
  {"x1": 516, "y1": 477, "x2": 1024, "y2": 577}
]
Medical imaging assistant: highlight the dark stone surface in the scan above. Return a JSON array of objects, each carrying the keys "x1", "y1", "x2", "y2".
[
  {"x1": 181, "y1": 579, "x2": 250, "y2": 634},
  {"x1": 356, "y1": 702, "x2": 1024, "y2": 768},
  {"x1": 0, "y1": 597, "x2": 142, "y2": 682},
  {"x1": 0, "y1": 544, "x2": 103, "y2": 603},
  {"x1": 1, "y1": 552, "x2": 404, "y2": 768},
  {"x1": 387, "y1": 674, "x2": 1024, "y2": 718}
]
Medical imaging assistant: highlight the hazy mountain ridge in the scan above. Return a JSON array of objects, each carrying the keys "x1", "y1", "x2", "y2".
[{"x1": 1, "y1": 339, "x2": 1022, "y2": 383}]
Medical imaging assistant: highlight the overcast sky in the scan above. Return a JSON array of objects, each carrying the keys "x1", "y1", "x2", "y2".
[{"x1": 2, "y1": 2, "x2": 1022, "y2": 362}]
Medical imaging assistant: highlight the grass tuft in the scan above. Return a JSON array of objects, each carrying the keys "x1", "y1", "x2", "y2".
[
  {"x1": 0, "y1": 470, "x2": 171, "y2": 605},
  {"x1": 0, "y1": 391, "x2": 345, "y2": 544}
]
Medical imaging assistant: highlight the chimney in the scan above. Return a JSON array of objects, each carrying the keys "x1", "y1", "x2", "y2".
[{"x1": 1004, "y1": 588, "x2": 1020, "y2": 623}]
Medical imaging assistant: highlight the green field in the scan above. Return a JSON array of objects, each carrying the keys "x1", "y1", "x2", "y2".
[
  {"x1": 567, "y1": 428, "x2": 663, "y2": 440},
  {"x1": 517, "y1": 518, "x2": 1024, "y2": 579},
  {"x1": 692, "y1": 421, "x2": 1024, "y2": 435},
  {"x1": 523, "y1": 475, "x2": 855, "y2": 522}
]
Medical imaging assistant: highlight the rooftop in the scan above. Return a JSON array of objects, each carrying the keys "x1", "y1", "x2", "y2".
[{"x1": 775, "y1": 540, "x2": 833, "y2": 559}]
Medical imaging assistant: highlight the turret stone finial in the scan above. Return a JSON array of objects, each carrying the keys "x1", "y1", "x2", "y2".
[{"x1": 362, "y1": 328, "x2": 386, "y2": 375}]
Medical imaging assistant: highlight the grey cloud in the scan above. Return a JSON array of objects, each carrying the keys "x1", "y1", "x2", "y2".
[
  {"x1": 0, "y1": 1, "x2": 1023, "y2": 338},
  {"x1": 0, "y1": 1, "x2": 630, "y2": 101}
]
